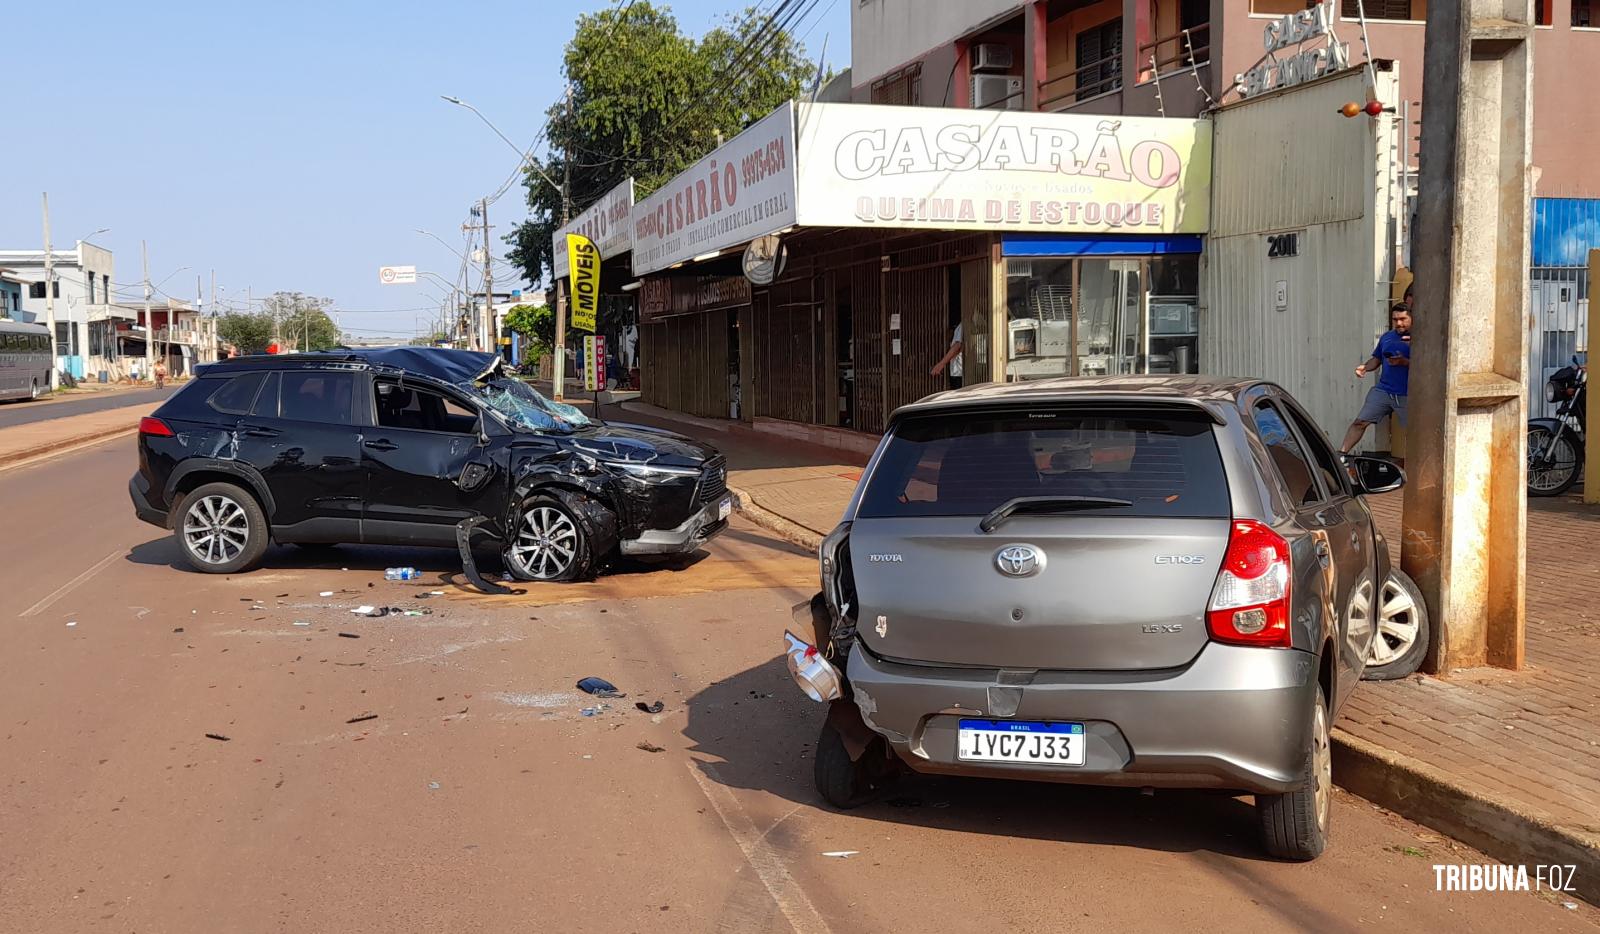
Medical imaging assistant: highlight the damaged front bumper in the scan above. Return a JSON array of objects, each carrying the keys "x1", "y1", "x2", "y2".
[{"x1": 618, "y1": 492, "x2": 731, "y2": 555}]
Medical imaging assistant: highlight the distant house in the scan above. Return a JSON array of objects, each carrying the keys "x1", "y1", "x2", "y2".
[{"x1": 0, "y1": 269, "x2": 23, "y2": 319}]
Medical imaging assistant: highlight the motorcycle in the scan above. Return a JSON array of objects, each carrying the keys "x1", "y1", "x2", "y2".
[{"x1": 1527, "y1": 354, "x2": 1587, "y2": 496}]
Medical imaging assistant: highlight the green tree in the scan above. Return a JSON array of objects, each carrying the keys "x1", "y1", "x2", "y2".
[
  {"x1": 216, "y1": 292, "x2": 341, "y2": 353},
  {"x1": 506, "y1": 2, "x2": 820, "y2": 286},
  {"x1": 502, "y1": 303, "x2": 554, "y2": 357},
  {"x1": 216, "y1": 312, "x2": 274, "y2": 354}
]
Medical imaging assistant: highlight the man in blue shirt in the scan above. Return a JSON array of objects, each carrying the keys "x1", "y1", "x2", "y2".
[{"x1": 1340, "y1": 304, "x2": 1412, "y2": 454}]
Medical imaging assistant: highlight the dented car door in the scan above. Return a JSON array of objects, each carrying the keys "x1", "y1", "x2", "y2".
[{"x1": 360, "y1": 376, "x2": 502, "y2": 546}]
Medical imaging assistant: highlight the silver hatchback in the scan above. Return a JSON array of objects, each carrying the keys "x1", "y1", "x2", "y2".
[{"x1": 785, "y1": 376, "x2": 1408, "y2": 860}]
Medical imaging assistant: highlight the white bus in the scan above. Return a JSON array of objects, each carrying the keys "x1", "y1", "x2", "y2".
[{"x1": 0, "y1": 320, "x2": 53, "y2": 401}]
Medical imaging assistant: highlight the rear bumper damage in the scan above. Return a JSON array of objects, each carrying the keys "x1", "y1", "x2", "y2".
[
  {"x1": 618, "y1": 495, "x2": 729, "y2": 555},
  {"x1": 846, "y1": 643, "x2": 1318, "y2": 794},
  {"x1": 129, "y1": 474, "x2": 169, "y2": 529}
]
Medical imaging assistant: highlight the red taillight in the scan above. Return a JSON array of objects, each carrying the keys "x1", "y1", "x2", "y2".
[
  {"x1": 1207, "y1": 519, "x2": 1292, "y2": 648},
  {"x1": 139, "y1": 416, "x2": 175, "y2": 437}
]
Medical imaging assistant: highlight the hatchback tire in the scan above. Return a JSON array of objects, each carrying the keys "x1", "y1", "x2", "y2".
[
  {"x1": 1257, "y1": 685, "x2": 1331, "y2": 861},
  {"x1": 1361, "y1": 569, "x2": 1429, "y2": 681},
  {"x1": 503, "y1": 492, "x2": 597, "y2": 582},
  {"x1": 813, "y1": 720, "x2": 892, "y2": 809},
  {"x1": 177, "y1": 482, "x2": 269, "y2": 574}
]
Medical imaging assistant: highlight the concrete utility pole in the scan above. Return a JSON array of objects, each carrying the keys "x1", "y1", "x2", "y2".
[
  {"x1": 1402, "y1": 0, "x2": 1535, "y2": 672},
  {"x1": 40, "y1": 193, "x2": 58, "y2": 390},
  {"x1": 1588, "y1": 249, "x2": 1599, "y2": 506},
  {"x1": 481, "y1": 197, "x2": 493, "y2": 354},
  {"x1": 142, "y1": 241, "x2": 153, "y2": 382},
  {"x1": 553, "y1": 82, "x2": 574, "y2": 401}
]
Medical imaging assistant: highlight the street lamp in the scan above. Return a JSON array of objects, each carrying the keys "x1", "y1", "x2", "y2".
[
  {"x1": 415, "y1": 229, "x2": 469, "y2": 264},
  {"x1": 439, "y1": 95, "x2": 563, "y2": 191},
  {"x1": 81, "y1": 227, "x2": 110, "y2": 243}
]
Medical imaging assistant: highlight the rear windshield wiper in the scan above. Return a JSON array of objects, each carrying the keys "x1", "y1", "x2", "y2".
[{"x1": 978, "y1": 495, "x2": 1134, "y2": 533}]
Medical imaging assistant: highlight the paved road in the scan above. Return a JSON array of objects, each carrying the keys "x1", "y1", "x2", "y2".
[
  {"x1": 0, "y1": 386, "x2": 176, "y2": 430},
  {"x1": 0, "y1": 436, "x2": 1593, "y2": 933}
]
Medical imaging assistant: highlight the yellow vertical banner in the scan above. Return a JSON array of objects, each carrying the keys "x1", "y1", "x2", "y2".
[{"x1": 566, "y1": 233, "x2": 599, "y2": 333}]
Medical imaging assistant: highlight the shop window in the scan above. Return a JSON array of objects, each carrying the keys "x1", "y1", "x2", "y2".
[
  {"x1": 870, "y1": 63, "x2": 922, "y2": 105},
  {"x1": 1005, "y1": 258, "x2": 1074, "y2": 380},
  {"x1": 1342, "y1": 0, "x2": 1421, "y2": 21},
  {"x1": 1075, "y1": 19, "x2": 1122, "y2": 101},
  {"x1": 1005, "y1": 254, "x2": 1198, "y2": 382}
]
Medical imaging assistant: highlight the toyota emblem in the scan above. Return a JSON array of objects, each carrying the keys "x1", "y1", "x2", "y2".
[{"x1": 995, "y1": 544, "x2": 1045, "y2": 578}]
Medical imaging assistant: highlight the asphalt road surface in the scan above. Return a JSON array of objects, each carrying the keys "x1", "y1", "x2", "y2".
[
  {"x1": 0, "y1": 386, "x2": 177, "y2": 430},
  {"x1": 1, "y1": 435, "x2": 1593, "y2": 933}
]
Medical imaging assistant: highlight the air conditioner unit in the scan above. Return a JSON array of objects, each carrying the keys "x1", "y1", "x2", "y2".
[
  {"x1": 971, "y1": 75, "x2": 1023, "y2": 110},
  {"x1": 970, "y1": 43, "x2": 1015, "y2": 74}
]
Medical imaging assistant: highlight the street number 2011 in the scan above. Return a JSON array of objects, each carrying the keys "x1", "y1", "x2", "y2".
[{"x1": 1267, "y1": 233, "x2": 1300, "y2": 258}]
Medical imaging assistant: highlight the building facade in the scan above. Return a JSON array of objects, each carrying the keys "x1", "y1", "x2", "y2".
[{"x1": 0, "y1": 242, "x2": 116, "y2": 380}]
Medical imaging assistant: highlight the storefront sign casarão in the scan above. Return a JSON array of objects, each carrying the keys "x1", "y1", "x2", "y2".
[
  {"x1": 553, "y1": 178, "x2": 635, "y2": 280},
  {"x1": 640, "y1": 276, "x2": 752, "y2": 324},
  {"x1": 1236, "y1": 0, "x2": 1350, "y2": 98},
  {"x1": 792, "y1": 103, "x2": 1211, "y2": 235},
  {"x1": 566, "y1": 233, "x2": 600, "y2": 333},
  {"x1": 631, "y1": 103, "x2": 797, "y2": 276}
]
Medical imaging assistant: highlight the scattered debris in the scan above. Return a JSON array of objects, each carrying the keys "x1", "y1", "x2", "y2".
[
  {"x1": 66, "y1": 621, "x2": 77, "y2": 627},
  {"x1": 428, "y1": 781, "x2": 441, "y2": 790},
  {"x1": 1565, "y1": 902, "x2": 1579, "y2": 910},
  {"x1": 132, "y1": 607, "x2": 151, "y2": 619},
  {"x1": 346, "y1": 713, "x2": 378, "y2": 724},
  {"x1": 350, "y1": 605, "x2": 400, "y2": 617},
  {"x1": 402, "y1": 609, "x2": 432, "y2": 617},
  {"x1": 172, "y1": 627, "x2": 184, "y2": 633},
  {"x1": 333, "y1": 662, "x2": 365, "y2": 667},
  {"x1": 635, "y1": 701, "x2": 665, "y2": 714},
  {"x1": 319, "y1": 591, "x2": 334, "y2": 597},
  {"x1": 205, "y1": 733, "x2": 231, "y2": 742},
  {"x1": 385, "y1": 567, "x2": 422, "y2": 581},
  {"x1": 748, "y1": 690, "x2": 773, "y2": 699},
  {"x1": 577, "y1": 677, "x2": 624, "y2": 698},
  {"x1": 338, "y1": 632, "x2": 361, "y2": 639},
  {"x1": 494, "y1": 692, "x2": 577, "y2": 709},
  {"x1": 416, "y1": 590, "x2": 446, "y2": 598},
  {"x1": 636, "y1": 741, "x2": 665, "y2": 753},
  {"x1": 580, "y1": 706, "x2": 607, "y2": 717},
  {"x1": 821, "y1": 851, "x2": 859, "y2": 859},
  {"x1": 293, "y1": 620, "x2": 312, "y2": 627}
]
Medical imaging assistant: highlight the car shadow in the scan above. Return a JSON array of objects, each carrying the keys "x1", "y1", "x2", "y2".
[
  {"x1": 125, "y1": 536, "x2": 466, "y2": 575},
  {"x1": 684, "y1": 656, "x2": 1280, "y2": 862}
]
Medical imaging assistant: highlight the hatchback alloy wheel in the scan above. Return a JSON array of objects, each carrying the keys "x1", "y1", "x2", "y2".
[
  {"x1": 1369, "y1": 576, "x2": 1420, "y2": 666},
  {"x1": 1311, "y1": 698, "x2": 1332, "y2": 835},
  {"x1": 510, "y1": 506, "x2": 579, "y2": 580},
  {"x1": 184, "y1": 494, "x2": 250, "y2": 566}
]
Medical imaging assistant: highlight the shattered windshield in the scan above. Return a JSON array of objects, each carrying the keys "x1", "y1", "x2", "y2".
[{"x1": 475, "y1": 379, "x2": 592, "y2": 433}]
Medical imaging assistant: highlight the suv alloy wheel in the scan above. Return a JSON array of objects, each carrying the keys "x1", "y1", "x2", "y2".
[{"x1": 177, "y1": 482, "x2": 270, "y2": 574}]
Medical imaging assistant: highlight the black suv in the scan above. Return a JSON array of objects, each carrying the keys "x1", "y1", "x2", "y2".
[{"x1": 129, "y1": 348, "x2": 729, "y2": 580}]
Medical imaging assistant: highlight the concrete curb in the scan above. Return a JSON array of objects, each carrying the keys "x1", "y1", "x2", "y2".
[
  {"x1": 0, "y1": 425, "x2": 139, "y2": 471},
  {"x1": 729, "y1": 486, "x2": 824, "y2": 553},
  {"x1": 1332, "y1": 729, "x2": 1599, "y2": 904}
]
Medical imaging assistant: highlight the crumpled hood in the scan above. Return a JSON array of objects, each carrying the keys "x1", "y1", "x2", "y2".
[{"x1": 562, "y1": 422, "x2": 719, "y2": 467}]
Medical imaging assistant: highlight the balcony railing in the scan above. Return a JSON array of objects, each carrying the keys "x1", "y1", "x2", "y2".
[
  {"x1": 1138, "y1": 22, "x2": 1210, "y2": 83},
  {"x1": 1038, "y1": 54, "x2": 1124, "y2": 111}
]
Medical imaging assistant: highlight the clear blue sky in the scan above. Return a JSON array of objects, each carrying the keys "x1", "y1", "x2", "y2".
[{"x1": 2, "y1": 0, "x2": 848, "y2": 340}]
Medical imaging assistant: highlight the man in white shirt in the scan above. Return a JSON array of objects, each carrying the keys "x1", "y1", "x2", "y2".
[{"x1": 930, "y1": 322, "x2": 963, "y2": 389}]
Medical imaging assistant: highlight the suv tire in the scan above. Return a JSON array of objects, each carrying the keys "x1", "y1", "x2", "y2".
[
  {"x1": 177, "y1": 482, "x2": 269, "y2": 574},
  {"x1": 503, "y1": 492, "x2": 597, "y2": 582},
  {"x1": 813, "y1": 720, "x2": 892, "y2": 809},
  {"x1": 1257, "y1": 685, "x2": 1331, "y2": 861}
]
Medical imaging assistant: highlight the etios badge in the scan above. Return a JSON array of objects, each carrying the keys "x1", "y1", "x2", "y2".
[{"x1": 995, "y1": 544, "x2": 1045, "y2": 578}]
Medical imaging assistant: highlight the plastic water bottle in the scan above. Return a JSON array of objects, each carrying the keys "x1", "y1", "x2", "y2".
[{"x1": 385, "y1": 567, "x2": 420, "y2": 581}]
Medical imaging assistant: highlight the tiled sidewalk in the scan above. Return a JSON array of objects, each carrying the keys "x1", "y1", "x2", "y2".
[{"x1": 612, "y1": 400, "x2": 1600, "y2": 888}]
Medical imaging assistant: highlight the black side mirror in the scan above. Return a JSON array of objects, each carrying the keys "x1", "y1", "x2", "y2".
[{"x1": 1348, "y1": 455, "x2": 1405, "y2": 495}]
